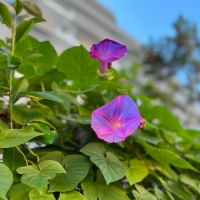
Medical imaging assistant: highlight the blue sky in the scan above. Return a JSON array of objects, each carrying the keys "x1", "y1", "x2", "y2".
[{"x1": 97, "y1": 0, "x2": 200, "y2": 45}]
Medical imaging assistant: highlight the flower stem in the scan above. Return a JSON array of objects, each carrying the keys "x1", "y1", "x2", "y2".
[{"x1": 9, "y1": 16, "x2": 17, "y2": 129}]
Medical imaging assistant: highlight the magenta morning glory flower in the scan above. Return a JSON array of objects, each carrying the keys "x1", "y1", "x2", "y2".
[
  {"x1": 90, "y1": 39, "x2": 128, "y2": 73},
  {"x1": 91, "y1": 95, "x2": 141, "y2": 143}
]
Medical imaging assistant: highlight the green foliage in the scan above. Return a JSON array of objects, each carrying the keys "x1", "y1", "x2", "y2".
[
  {"x1": 0, "y1": 2, "x2": 12, "y2": 28},
  {"x1": 0, "y1": 129, "x2": 44, "y2": 148},
  {"x1": 0, "y1": 2, "x2": 200, "y2": 200},
  {"x1": 0, "y1": 164, "x2": 13, "y2": 200},
  {"x1": 17, "y1": 160, "x2": 66, "y2": 192}
]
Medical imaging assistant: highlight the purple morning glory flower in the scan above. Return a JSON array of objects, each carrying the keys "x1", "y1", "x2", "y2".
[
  {"x1": 90, "y1": 39, "x2": 128, "y2": 73},
  {"x1": 91, "y1": 95, "x2": 141, "y2": 143}
]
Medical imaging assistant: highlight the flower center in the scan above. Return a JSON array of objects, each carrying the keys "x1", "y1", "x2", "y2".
[{"x1": 113, "y1": 121, "x2": 121, "y2": 129}]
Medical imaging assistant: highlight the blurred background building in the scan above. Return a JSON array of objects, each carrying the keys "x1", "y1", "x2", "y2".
[{"x1": 0, "y1": 0, "x2": 140, "y2": 68}]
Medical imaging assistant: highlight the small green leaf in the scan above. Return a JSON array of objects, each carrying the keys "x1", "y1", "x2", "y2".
[
  {"x1": 22, "y1": 1, "x2": 42, "y2": 17},
  {"x1": 164, "y1": 181, "x2": 192, "y2": 200},
  {"x1": 7, "y1": 50, "x2": 23, "y2": 67},
  {"x1": 58, "y1": 191, "x2": 86, "y2": 200},
  {"x1": 0, "y1": 119, "x2": 9, "y2": 131},
  {"x1": 12, "y1": 105, "x2": 55, "y2": 128},
  {"x1": 29, "y1": 187, "x2": 55, "y2": 200},
  {"x1": 80, "y1": 143, "x2": 126, "y2": 184},
  {"x1": 179, "y1": 174, "x2": 200, "y2": 194},
  {"x1": 17, "y1": 160, "x2": 66, "y2": 192},
  {"x1": 29, "y1": 17, "x2": 45, "y2": 23},
  {"x1": 49, "y1": 155, "x2": 89, "y2": 192},
  {"x1": 0, "y1": 129, "x2": 44, "y2": 148},
  {"x1": 31, "y1": 123, "x2": 51, "y2": 135},
  {"x1": 15, "y1": 20, "x2": 34, "y2": 44},
  {"x1": 3, "y1": 147, "x2": 27, "y2": 181},
  {"x1": 136, "y1": 139, "x2": 197, "y2": 171},
  {"x1": 154, "y1": 188, "x2": 172, "y2": 200},
  {"x1": 12, "y1": 77, "x2": 29, "y2": 103},
  {"x1": 26, "y1": 91, "x2": 63, "y2": 103},
  {"x1": 13, "y1": 0, "x2": 23, "y2": 15},
  {"x1": 9, "y1": 182, "x2": 32, "y2": 200},
  {"x1": 0, "y1": 2, "x2": 12, "y2": 28},
  {"x1": 82, "y1": 170, "x2": 129, "y2": 200},
  {"x1": 132, "y1": 184, "x2": 158, "y2": 200},
  {"x1": 99, "y1": 80, "x2": 121, "y2": 91},
  {"x1": 124, "y1": 159, "x2": 148, "y2": 185},
  {"x1": 0, "y1": 53, "x2": 15, "y2": 70},
  {"x1": 59, "y1": 114, "x2": 91, "y2": 124},
  {"x1": 0, "y1": 163, "x2": 13, "y2": 200}
]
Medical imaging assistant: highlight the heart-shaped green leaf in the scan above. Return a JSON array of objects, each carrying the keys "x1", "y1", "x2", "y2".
[
  {"x1": 17, "y1": 160, "x2": 66, "y2": 192},
  {"x1": 82, "y1": 170, "x2": 129, "y2": 200},
  {"x1": 80, "y1": 143, "x2": 126, "y2": 184},
  {"x1": 49, "y1": 155, "x2": 89, "y2": 192},
  {"x1": 124, "y1": 159, "x2": 148, "y2": 185}
]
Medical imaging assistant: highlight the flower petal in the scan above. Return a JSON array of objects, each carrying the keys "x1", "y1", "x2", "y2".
[
  {"x1": 90, "y1": 39, "x2": 128, "y2": 63},
  {"x1": 97, "y1": 129, "x2": 127, "y2": 143},
  {"x1": 91, "y1": 95, "x2": 141, "y2": 143}
]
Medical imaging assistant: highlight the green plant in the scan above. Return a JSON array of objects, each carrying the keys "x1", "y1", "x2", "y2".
[{"x1": 0, "y1": 1, "x2": 200, "y2": 200}]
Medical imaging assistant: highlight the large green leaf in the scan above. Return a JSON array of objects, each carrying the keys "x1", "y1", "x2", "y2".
[
  {"x1": 58, "y1": 191, "x2": 86, "y2": 200},
  {"x1": 154, "y1": 188, "x2": 171, "y2": 200},
  {"x1": 22, "y1": 1, "x2": 42, "y2": 17},
  {"x1": 12, "y1": 105, "x2": 54, "y2": 128},
  {"x1": 80, "y1": 143, "x2": 126, "y2": 184},
  {"x1": 14, "y1": 36, "x2": 57, "y2": 77},
  {"x1": 132, "y1": 184, "x2": 158, "y2": 200},
  {"x1": 0, "y1": 163, "x2": 13, "y2": 200},
  {"x1": 0, "y1": 2, "x2": 12, "y2": 28},
  {"x1": 136, "y1": 139, "x2": 196, "y2": 171},
  {"x1": 140, "y1": 105, "x2": 182, "y2": 132},
  {"x1": 25, "y1": 91, "x2": 63, "y2": 103},
  {"x1": 17, "y1": 160, "x2": 66, "y2": 192},
  {"x1": 15, "y1": 20, "x2": 34, "y2": 44},
  {"x1": 3, "y1": 147, "x2": 27, "y2": 181},
  {"x1": 124, "y1": 159, "x2": 148, "y2": 185},
  {"x1": 12, "y1": 77, "x2": 29, "y2": 103},
  {"x1": 9, "y1": 182, "x2": 32, "y2": 200},
  {"x1": 164, "y1": 181, "x2": 192, "y2": 200},
  {"x1": 57, "y1": 45, "x2": 99, "y2": 88},
  {"x1": 0, "y1": 129, "x2": 44, "y2": 148},
  {"x1": 179, "y1": 174, "x2": 200, "y2": 194},
  {"x1": 40, "y1": 151, "x2": 64, "y2": 165},
  {"x1": 29, "y1": 187, "x2": 55, "y2": 200},
  {"x1": 49, "y1": 155, "x2": 89, "y2": 192},
  {"x1": 81, "y1": 170, "x2": 129, "y2": 200}
]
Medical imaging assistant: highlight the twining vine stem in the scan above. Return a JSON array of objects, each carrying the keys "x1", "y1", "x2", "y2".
[{"x1": 9, "y1": 16, "x2": 17, "y2": 129}]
